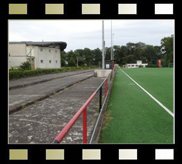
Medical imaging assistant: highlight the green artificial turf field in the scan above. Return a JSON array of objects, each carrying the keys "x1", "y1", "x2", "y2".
[{"x1": 99, "y1": 68, "x2": 174, "y2": 144}]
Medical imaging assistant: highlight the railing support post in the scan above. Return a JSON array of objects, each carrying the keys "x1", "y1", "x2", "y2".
[
  {"x1": 83, "y1": 107, "x2": 87, "y2": 143},
  {"x1": 105, "y1": 78, "x2": 107, "y2": 97},
  {"x1": 99, "y1": 87, "x2": 102, "y2": 112},
  {"x1": 110, "y1": 71, "x2": 112, "y2": 80}
]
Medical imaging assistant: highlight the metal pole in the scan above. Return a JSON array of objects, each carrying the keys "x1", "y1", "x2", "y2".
[
  {"x1": 99, "y1": 87, "x2": 102, "y2": 112},
  {"x1": 102, "y1": 20, "x2": 105, "y2": 69},
  {"x1": 111, "y1": 20, "x2": 113, "y2": 60},
  {"x1": 105, "y1": 78, "x2": 107, "y2": 97},
  {"x1": 113, "y1": 33, "x2": 114, "y2": 60},
  {"x1": 83, "y1": 107, "x2": 87, "y2": 143}
]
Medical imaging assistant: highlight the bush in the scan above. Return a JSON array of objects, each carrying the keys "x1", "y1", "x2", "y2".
[
  {"x1": 146, "y1": 63, "x2": 158, "y2": 68},
  {"x1": 9, "y1": 70, "x2": 23, "y2": 79},
  {"x1": 9, "y1": 66, "x2": 19, "y2": 71},
  {"x1": 20, "y1": 61, "x2": 31, "y2": 70},
  {"x1": 82, "y1": 63, "x2": 87, "y2": 67}
]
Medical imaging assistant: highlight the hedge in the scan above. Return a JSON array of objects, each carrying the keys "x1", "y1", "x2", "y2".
[
  {"x1": 9, "y1": 66, "x2": 97, "y2": 80},
  {"x1": 146, "y1": 63, "x2": 158, "y2": 68}
]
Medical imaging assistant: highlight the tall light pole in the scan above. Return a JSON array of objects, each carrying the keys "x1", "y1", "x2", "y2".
[
  {"x1": 112, "y1": 33, "x2": 114, "y2": 60},
  {"x1": 111, "y1": 20, "x2": 113, "y2": 60},
  {"x1": 102, "y1": 20, "x2": 105, "y2": 69},
  {"x1": 111, "y1": 21, "x2": 115, "y2": 60}
]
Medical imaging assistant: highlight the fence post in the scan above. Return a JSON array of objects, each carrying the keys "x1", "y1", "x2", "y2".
[
  {"x1": 105, "y1": 78, "x2": 107, "y2": 97},
  {"x1": 99, "y1": 87, "x2": 102, "y2": 112},
  {"x1": 83, "y1": 107, "x2": 87, "y2": 143},
  {"x1": 108, "y1": 74, "x2": 110, "y2": 91},
  {"x1": 111, "y1": 70, "x2": 112, "y2": 80}
]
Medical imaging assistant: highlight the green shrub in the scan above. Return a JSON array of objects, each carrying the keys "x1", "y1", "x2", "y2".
[
  {"x1": 146, "y1": 63, "x2": 158, "y2": 68},
  {"x1": 9, "y1": 66, "x2": 19, "y2": 71},
  {"x1": 82, "y1": 63, "x2": 87, "y2": 67},
  {"x1": 20, "y1": 61, "x2": 31, "y2": 70},
  {"x1": 9, "y1": 71, "x2": 23, "y2": 79}
]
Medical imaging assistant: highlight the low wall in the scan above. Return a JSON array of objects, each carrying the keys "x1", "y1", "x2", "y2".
[{"x1": 94, "y1": 69, "x2": 112, "y2": 78}]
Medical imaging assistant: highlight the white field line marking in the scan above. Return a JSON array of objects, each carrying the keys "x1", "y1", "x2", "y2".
[{"x1": 119, "y1": 68, "x2": 174, "y2": 117}]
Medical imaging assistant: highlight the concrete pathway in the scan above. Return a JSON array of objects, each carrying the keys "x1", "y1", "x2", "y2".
[
  {"x1": 9, "y1": 72, "x2": 94, "y2": 114},
  {"x1": 9, "y1": 77, "x2": 104, "y2": 144},
  {"x1": 9, "y1": 69, "x2": 93, "y2": 89}
]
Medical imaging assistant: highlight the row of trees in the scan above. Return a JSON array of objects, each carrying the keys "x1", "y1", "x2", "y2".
[{"x1": 61, "y1": 35, "x2": 173, "y2": 67}]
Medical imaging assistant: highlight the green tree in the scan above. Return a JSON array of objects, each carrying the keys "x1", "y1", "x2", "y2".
[
  {"x1": 58, "y1": 34, "x2": 173, "y2": 68},
  {"x1": 68, "y1": 57, "x2": 76, "y2": 67},
  {"x1": 74, "y1": 50, "x2": 87, "y2": 67},
  {"x1": 83, "y1": 48, "x2": 92, "y2": 66},
  {"x1": 144, "y1": 45, "x2": 157, "y2": 64},
  {"x1": 105, "y1": 47, "x2": 111, "y2": 60},
  {"x1": 161, "y1": 35, "x2": 173, "y2": 64},
  {"x1": 61, "y1": 51, "x2": 67, "y2": 67},
  {"x1": 61, "y1": 58, "x2": 66, "y2": 67},
  {"x1": 121, "y1": 46, "x2": 128, "y2": 64},
  {"x1": 113, "y1": 45, "x2": 122, "y2": 64},
  {"x1": 126, "y1": 54, "x2": 135, "y2": 63},
  {"x1": 91, "y1": 48, "x2": 102, "y2": 66}
]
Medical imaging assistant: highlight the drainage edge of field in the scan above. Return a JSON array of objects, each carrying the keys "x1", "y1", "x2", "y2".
[{"x1": 9, "y1": 75, "x2": 94, "y2": 115}]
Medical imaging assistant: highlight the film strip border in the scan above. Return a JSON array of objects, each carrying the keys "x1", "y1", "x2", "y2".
[
  {"x1": 4, "y1": 1, "x2": 177, "y2": 163},
  {"x1": 8, "y1": 148, "x2": 175, "y2": 161},
  {"x1": 8, "y1": 3, "x2": 174, "y2": 15}
]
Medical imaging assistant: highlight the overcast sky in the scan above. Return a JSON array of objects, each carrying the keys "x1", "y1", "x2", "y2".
[{"x1": 9, "y1": 20, "x2": 174, "y2": 52}]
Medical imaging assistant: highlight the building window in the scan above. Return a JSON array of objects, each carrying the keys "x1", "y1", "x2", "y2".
[
  {"x1": 49, "y1": 60, "x2": 51, "y2": 63},
  {"x1": 40, "y1": 48, "x2": 43, "y2": 51},
  {"x1": 55, "y1": 50, "x2": 57, "y2": 53},
  {"x1": 40, "y1": 60, "x2": 43, "y2": 63}
]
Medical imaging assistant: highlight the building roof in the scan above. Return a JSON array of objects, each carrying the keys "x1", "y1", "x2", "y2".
[{"x1": 9, "y1": 41, "x2": 67, "y2": 51}]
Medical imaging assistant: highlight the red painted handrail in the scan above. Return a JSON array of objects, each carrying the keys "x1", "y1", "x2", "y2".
[
  {"x1": 53, "y1": 69, "x2": 115, "y2": 144},
  {"x1": 54, "y1": 91, "x2": 97, "y2": 143}
]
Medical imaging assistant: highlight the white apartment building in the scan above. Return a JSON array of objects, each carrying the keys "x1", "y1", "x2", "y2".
[{"x1": 9, "y1": 41, "x2": 67, "y2": 69}]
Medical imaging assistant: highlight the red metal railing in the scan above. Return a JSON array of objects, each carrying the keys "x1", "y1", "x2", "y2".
[{"x1": 53, "y1": 69, "x2": 115, "y2": 144}]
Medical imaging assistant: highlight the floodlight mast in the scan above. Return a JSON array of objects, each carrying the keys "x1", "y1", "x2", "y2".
[
  {"x1": 111, "y1": 20, "x2": 113, "y2": 60},
  {"x1": 111, "y1": 20, "x2": 114, "y2": 60},
  {"x1": 102, "y1": 20, "x2": 105, "y2": 69}
]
